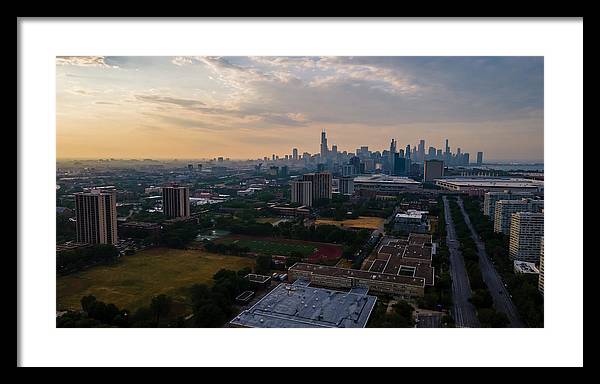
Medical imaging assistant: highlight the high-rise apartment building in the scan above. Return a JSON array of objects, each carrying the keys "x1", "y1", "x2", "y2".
[
  {"x1": 292, "y1": 148, "x2": 298, "y2": 160},
  {"x1": 509, "y1": 212, "x2": 544, "y2": 262},
  {"x1": 291, "y1": 180, "x2": 313, "y2": 207},
  {"x1": 162, "y1": 185, "x2": 190, "y2": 218},
  {"x1": 74, "y1": 190, "x2": 118, "y2": 245},
  {"x1": 423, "y1": 159, "x2": 444, "y2": 182},
  {"x1": 302, "y1": 172, "x2": 332, "y2": 201},
  {"x1": 483, "y1": 191, "x2": 533, "y2": 217},
  {"x1": 538, "y1": 237, "x2": 544, "y2": 295},
  {"x1": 494, "y1": 198, "x2": 544, "y2": 234}
]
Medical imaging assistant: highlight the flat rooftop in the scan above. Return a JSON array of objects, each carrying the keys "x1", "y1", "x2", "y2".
[
  {"x1": 353, "y1": 175, "x2": 420, "y2": 185},
  {"x1": 436, "y1": 177, "x2": 543, "y2": 189},
  {"x1": 362, "y1": 234, "x2": 434, "y2": 285},
  {"x1": 246, "y1": 273, "x2": 272, "y2": 283},
  {"x1": 230, "y1": 282, "x2": 377, "y2": 328},
  {"x1": 291, "y1": 262, "x2": 426, "y2": 287}
]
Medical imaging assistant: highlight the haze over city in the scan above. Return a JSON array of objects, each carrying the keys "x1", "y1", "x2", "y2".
[{"x1": 56, "y1": 56, "x2": 543, "y2": 162}]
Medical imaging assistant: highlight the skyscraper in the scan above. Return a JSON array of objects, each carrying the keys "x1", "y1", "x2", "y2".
[
  {"x1": 320, "y1": 130, "x2": 328, "y2": 160},
  {"x1": 428, "y1": 146, "x2": 436, "y2": 160},
  {"x1": 162, "y1": 185, "x2": 190, "y2": 218},
  {"x1": 393, "y1": 153, "x2": 407, "y2": 176},
  {"x1": 418, "y1": 140, "x2": 425, "y2": 162},
  {"x1": 406, "y1": 144, "x2": 411, "y2": 160},
  {"x1": 75, "y1": 190, "x2": 117, "y2": 245},
  {"x1": 293, "y1": 148, "x2": 298, "y2": 160},
  {"x1": 389, "y1": 139, "x2": 397, "y2": 173},
  {"x1": 477, "y1": 151, "x2": 484, "y2": 165}
]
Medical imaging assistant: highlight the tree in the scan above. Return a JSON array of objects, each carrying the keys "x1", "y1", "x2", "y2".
[
  {"x1": 150, "y1": 294, "x2": 172, "y2": 326},
  {"x1": 194, "y1": 303, "x2": 226, "y2": 327},
  {"x1": 286, "y1": 251, "x2": 303, "y2": 268},
  {"x1": 81, "y1": 295, "x2": 97, "y2": 313},
  {"x1": 255, "y1": 255, "x2": 272, "y2": 275}
]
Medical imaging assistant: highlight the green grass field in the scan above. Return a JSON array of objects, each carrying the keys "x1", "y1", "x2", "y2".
[
  {"x1": 220, "y1": 238, "x2": 317, "y2": 257},
  {"x1": 56, "y1": 248, "x2": 255, "y2": 315}
]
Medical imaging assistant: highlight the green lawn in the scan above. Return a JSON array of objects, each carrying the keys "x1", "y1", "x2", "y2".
[
  {"x1": 56, "y1": 248, "x2": 255, "y2": 315},
  {"x1": 220, "y1": 238, "x2": 317, "y2": 257}
]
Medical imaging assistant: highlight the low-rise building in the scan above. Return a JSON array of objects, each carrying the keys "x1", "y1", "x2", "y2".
[
  {"x1": 435, "y1": 176, "x2": 543, "y2": 194},
  {"x1": 353, "y1": 174, "x2": 421, "y2": 194},
  {"x1": 393, "y1": 210, "x2": 429, "y2": 234},
  {"x1": 230, "y1": 281, "x2": 377, "y2": 328},
  {"x1": 514, "y1": 260, "x2": 540, "y2": 274}
]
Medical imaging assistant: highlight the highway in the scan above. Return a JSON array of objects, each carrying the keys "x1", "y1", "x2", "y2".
[
  {"x1": 442, "y1": 196, "x2": 480, "y2": 328},
  {"x1": 456, "y1": 197, "x2": 525, "y2": 328}
]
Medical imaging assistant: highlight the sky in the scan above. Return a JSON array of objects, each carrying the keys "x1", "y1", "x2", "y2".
[{"x1": 56, "y1": 56, "x2": 544, "y2": 162}]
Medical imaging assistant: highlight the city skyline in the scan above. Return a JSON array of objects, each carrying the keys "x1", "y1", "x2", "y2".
[{"x1": 57, "y1": 56, "x2": 544, "y2": 162}]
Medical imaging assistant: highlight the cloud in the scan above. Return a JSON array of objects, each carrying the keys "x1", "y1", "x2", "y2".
[
  {"x1": 94, "y1": 101, "x2": 120, "y2": 105},
  {"x1": 56, "y1": 56, "x2": 119, "y2": 68},
  {"x1": 135, "y1": 95, "x2": 206, "y2": 108}
]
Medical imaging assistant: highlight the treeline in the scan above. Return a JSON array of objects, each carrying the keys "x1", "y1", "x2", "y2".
[
  {"x1": 189, "y1": 267, "x2": 252, "y2": 327},
  {"x1": 367, "y1": 300, "x2": 415, "y2": 328},
  {"x1": 159, "y1": 221, "x2": 201, "y2": 249},
  {"x1": 203, "y1": 241, "x2": 251, "y2": 256},
  {"x1": 57, "y1": 294, "x2": 181, "y2": 328},
  {"x1": 418, "y1": 198, "x2": 453, "y2": 313},
  {"x1": 58, "y1": 266, "x2": 258, "y2": 328},
  {"x1": 448, "y1": 198, "x2": 510, "y2": 328},
  {"x1": 214, "y1": 217, "x2": 372, "y2": 261},
  {"x1": 57, "y1": 244, "x2": 120, "y2": 275},
  {"x1": 56, "y1": 214, "x2": 76, "y2": 243},
  {"x1": 461, "y1": 197, "x2": 544, "y2": 327}
]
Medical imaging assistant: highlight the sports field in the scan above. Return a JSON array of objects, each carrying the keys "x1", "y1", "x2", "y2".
[
  {"x1": 315, "y1": 216, "x2": 385, "y2": 230},
  {"x1": 218, "y1": 235, "x2": 343, "y2": 264},
  {"x1": 56, "y1": 248, "x2": 255, "y2": 315}
]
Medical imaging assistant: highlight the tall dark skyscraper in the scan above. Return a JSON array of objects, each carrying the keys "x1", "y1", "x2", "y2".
[
  {"x1": 320, "y1": 130, "x2": 328, "y2": 160},
  {"x1": 477, "y1": 151, "x2": 483, "y2": 165},
  {"x1": 418, "y1": 140, "x2": 425, "y2": 162},
  {"x1": 406, "y1": 144, "x2": 411, "y2": 160},
  {"x1": 389, "y1": 139, "x2": 397, "y2": 173},
  {"x1": 428, "y1": 146, "x2": 436, "y2": 159},
  {"x1": 292, "y1": 148, "x2": 298, "y2": 160}
]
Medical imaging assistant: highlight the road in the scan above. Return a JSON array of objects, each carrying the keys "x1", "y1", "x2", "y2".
[
  {"x1": 416, "y1": 313, "x2": 443, "y2": 328},
  {"x1": 456, "y1": 197, "x2": 525, "y2": 328},
  {"x1": 442, "y1": 196, "x2": 480, "y2": 328}
]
